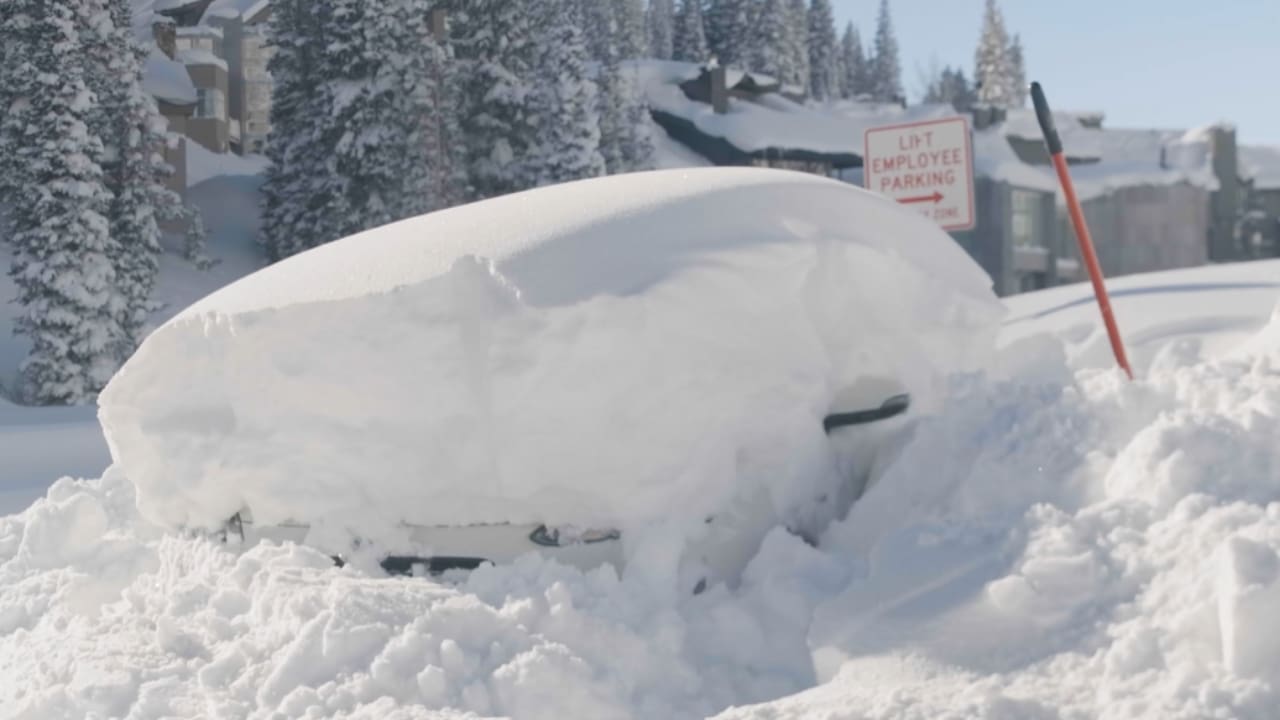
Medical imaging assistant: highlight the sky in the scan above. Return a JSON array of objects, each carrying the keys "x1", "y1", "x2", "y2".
[{"x1": 833, "y1": 0, "x2": 1280, "y2": 146}]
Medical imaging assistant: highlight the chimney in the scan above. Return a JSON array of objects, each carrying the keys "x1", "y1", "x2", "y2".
[
  {"x1": 429, "y1": 8, "x2": 447, "y2": 41},
  {"x1": 709, "y1": 65, "x2": 728, "y2": 114},
  {"x1": 153, "y1": 17, "x2": 177, "y2": 59}
]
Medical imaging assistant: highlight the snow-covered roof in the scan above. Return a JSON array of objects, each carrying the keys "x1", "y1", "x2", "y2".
[
  {"x1": 143, "y1": 47, "x2": 198, "y2": 105},
  {"x1": 202, "y1": 0, "x2": 269, "y2": 23},
  {"x1": 178, "y1": 47, "x2": 228, "y2": 71},
  {"x1": 176, "y1": 24, "x2": 223, "y2": 37},
  {"x1": 1241, "y1": 144, "x2": 1280, "y2": 191},
  {"x1": 635, "y1": 60, "x2": 952, "y2": 166},
  {"x1": 977, "y1": 110, "x2": 1220, "y2": 201}
]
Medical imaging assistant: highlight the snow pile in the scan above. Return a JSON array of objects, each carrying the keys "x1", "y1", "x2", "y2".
[
  {"x1": 99, "y1": 168, "x2": 1002, "y2": 544},
  {"x1": 0, "y1": 469, "x2": 842, "y2": 718},
  {"x1": 720, "y1": 302, "x2": 1280, "y2": 719},
  {"x1": 4, "y1": 278, "x2": 1279, "y2": 718},
  {"x1": 1002, "y1": 259, "x2": 1280, "y2": 372}
]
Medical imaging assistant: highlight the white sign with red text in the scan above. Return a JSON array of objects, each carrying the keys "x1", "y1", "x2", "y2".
[{"x1": 863, "y1": 116, "x2": 975, "y2": 232}]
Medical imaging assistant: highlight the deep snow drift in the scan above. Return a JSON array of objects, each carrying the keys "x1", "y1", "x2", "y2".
[
  {"x1": 99, "y1": 169, "x2": 1002, "y2": 548},
  {"x1": 2, "y1": 272, "x2": 1277, "y2": 719}
]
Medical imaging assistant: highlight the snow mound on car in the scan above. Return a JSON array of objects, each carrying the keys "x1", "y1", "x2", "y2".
[{"x1": 99, "y1": 168, "x2": 1002, "y2": 539}]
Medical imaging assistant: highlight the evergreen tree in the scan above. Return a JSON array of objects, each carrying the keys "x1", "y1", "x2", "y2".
[
  {"x1": 923, "y1": 66, "x2": 976, "y2": 112},
  {"x1": 1008, "y1": 33, "x2": 1028, "y2": 107},
  {"x1": 705, "y1": 0, "x2": 751, "y2": 67},
  {"x1": 452, "y1": 0, "x2": 539, "y2": 201},
  {"x1": 526, "y1": 0, "x2": 606, "y2": 186},
  {"x1": 5, "y1": 0, "x2": 123, "y2": 404},
  {"x1": 672, "y1": 0, "x2": 709, "y2": 62},
  {"x1": 839, "y1": 22, "x2": 871, "y2": 99},
  {"x1": 750, "y1": 0, "x2": 792, "y2": 81},
  {"x1": 102, "y1": 0, "x2": 187, "y2": 347},
  {"x1": 973, "y1": 0, "x2": 1014, "y2": 107},
  {"x1": 589, "y1": 2, "x2": 656, "y2": 175},
  {"x1": 647, "y1": 0, "x2": 675, "y2": 60},
  {"x1": 614, "y1": 0, "x2": 647, "y2": 59},
  {"x1": 869, "y1": 0, "x2": 902, "y2": 102},
  {"x1": 260, "y1": 0, "x2": 331, "y2": 259},
  {"x1": 784, "y1": 0, "x2": 809, "y2": 91},
  {"x1": 806, "y1": 0, "x2": 839, "y2": 101}
]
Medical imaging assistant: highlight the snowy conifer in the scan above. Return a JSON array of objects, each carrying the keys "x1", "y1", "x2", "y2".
[
  {"x1": 784, "y1": 0, "x2": 809, "y2": 91},
  {"x1": 101, "y1": 0, "x2": 187, "y2": 347},
  {"x1": 750, "y1": 0, "x2": 792, "y2": 81},
  {"x1": 526, "y1": 0, "x2": 606, "y2": 186},
  {"x1": 973, "y1": 0, "x2": 1015, "y2": 107},
  {"x1": 923, "y1": 66, "x2": 976, "y2": 112},
  {"x1": 5, "y1": 0, "x2": 123, "y2": 404},
  {"x1": 614, "y1": 0, "x2": 647, "y2": 59},
  {"x1": 1008, "y1": 33, "x2": 1028, "y2": 107},
  {"x1": 673, "y1": 0, "x2": 710, "y2": 63},
  {"x1": 452, "y1": 0, "x2": 539, "y2": 201},
  {"x1": 705, "y1": 0, "x2": 751, "y2": 67},
  {"x1": 839, "y1": 22, "x2": 871, "y2": 99},
  {"x1": 589, "y1": 1, "x2": 657, "y2": 176},
  {"x1": 807, "y1": 0, "x2": 839, "y2": 101},
  {"x1": 869, "y1": 0, "x2": 902, "y2": 102},
  {"x1": 260, "y1": 0, "x2": 330, "y2": 259},
  {"x1": 647, "y1": 0, "x2": 675, "y2": 60}
]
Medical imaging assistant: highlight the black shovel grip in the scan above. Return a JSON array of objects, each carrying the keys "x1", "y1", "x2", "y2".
[{"x1": 1031, "y1": 82, "x2": 1063, "y2": 156}]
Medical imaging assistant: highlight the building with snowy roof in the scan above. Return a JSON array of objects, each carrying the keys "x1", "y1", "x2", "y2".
[{"x1": 639, "y1": 60, "x2": 1274, "y2": 295}]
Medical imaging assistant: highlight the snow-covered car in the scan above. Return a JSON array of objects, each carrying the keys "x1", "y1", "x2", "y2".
[{"x1": 99, "y1": 168, "x2": 1002, "y2": 592}]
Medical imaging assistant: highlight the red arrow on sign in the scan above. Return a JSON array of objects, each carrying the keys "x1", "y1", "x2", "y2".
[{"x1": 899, "y1": 191, "x2": 944, "y2": 205}]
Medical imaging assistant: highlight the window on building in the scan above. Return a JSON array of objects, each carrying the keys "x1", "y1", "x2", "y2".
[
  {"x1": 1010, "y1": 189, "x2": 1045, "y2": 248},
  {"x1": 195, "y1": 88, "x2": 225, "y2": 119}
]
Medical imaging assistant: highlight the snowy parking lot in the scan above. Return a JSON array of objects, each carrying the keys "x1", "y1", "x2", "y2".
[{"x1": 2, "y1": 171, "x2": 1279, "y2": 718}]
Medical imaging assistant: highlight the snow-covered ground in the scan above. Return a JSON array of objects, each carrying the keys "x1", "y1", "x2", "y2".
[{"x1": 2, "y1": 169, "x2": 1279, "y2": 718}]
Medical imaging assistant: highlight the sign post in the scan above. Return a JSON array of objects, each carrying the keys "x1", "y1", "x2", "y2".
[{"x1": 863, "y1": 116, "x2": 976, "y2": 232}]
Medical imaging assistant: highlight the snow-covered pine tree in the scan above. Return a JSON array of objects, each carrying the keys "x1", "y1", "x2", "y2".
[
  {"x1": 6, "y1": 0, "x2": 124, "y2": 404},
  {"x1": 973, "y1": 0, "x2": 1014, "y2": 107},
  {"x1": 452, "y1": 0, "x2": 539, "y2": 201},
  {"x1": 672, "y1": 0, "x2": 709, "y2": 63},
  {"x1": 614, "y1": 0, "x2": 647, "y2": 59},
  {"x1": 839, "y1": 22, "x2": 871, "y2": 99},
  {"x1": 260, "y1": 0, "x2": 330, "y2": 259},
  {"x1": 750, "y1": 0, "x2": 792, "y2": 82},
  {"x1": 101, "y1": 0, "x2": 189, "y2": 348},
  {"x1": 1008, "y1": 33, "x2": 1028, "y2": 107},
  {"x1": 647, "y1": 0, "x2": 675, "y2": 60},
  {"x1": 922, "y1": 66, "x2": 976, "y2": 112},
  {"x1": 784, "y1": 0, "x2": 809, "y2": 91},
  {"x1": 806, "y1": 0, "x2": 839, "y2": 101},
  {"x1": 705, "y1": 0, "x2": 751, "y2": 67},
  {"x1": 869, "y1": 0, "x2": 902, "y2": 102},
  {"x1": 525, "y1": 0, "x2": 606, "y2": 186},
  {"x1": 588, "y1": 0, "x2": 656, "y2": 176}
]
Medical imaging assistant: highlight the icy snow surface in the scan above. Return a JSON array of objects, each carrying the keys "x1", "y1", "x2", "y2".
[
  {"x1": 99, "y1": 168, "x2": 1002, "y2": 543},
  {"x1": 3, "y1": 259, "x2": 1279, "y2": 718}
]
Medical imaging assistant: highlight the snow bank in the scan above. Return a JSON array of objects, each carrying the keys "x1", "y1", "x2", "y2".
[
  {"x1": 1002, "y1": 259, "x2": 1280, "y2": 372},
  {"x1": 0, "y1": 471, "x2": 832, "y2": 718},
  {"x1": 725, "y1": 304, "x2": 1280, "y2": 719},
  {"x1": 100, "y1": 168, "x2": 1002, "y2": 544},
  {"x1": 6, "y1": 270, "x2": 1280, "y2": 719}
]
